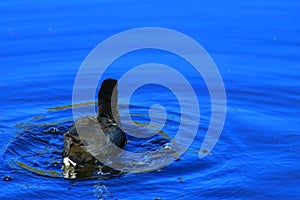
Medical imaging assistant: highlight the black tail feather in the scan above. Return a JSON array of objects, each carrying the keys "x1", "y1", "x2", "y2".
[{"x1": 97, "y1": 79, "x2": 120, "y2": 124}]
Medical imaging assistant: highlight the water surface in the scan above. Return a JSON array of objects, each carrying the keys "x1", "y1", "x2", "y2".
[{"x1": 1, "y1": 0, "x2": 299, "y2": 199}]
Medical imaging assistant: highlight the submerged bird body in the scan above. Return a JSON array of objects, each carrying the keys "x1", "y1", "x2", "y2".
[{"x1": 62, "y1": 79, "x2": 127, "y2": 179}]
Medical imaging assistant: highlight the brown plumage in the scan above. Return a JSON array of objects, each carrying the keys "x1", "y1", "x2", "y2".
[{"x1": 62, "y1": 78, "x2": 127, "y2": 179}]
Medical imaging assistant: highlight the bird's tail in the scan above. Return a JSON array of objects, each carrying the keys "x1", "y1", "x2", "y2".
[{"x1": 97, "y1": 78, "x2": 121, "y2": 125}]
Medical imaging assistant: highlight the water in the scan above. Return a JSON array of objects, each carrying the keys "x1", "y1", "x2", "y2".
[{"x1": 1, "y1": 0, "x2": 299, "y2": 199}]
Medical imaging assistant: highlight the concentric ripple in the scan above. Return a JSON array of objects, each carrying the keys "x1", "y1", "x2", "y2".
[{"x1": 2, "y1": 103, "x2": 184, "y2": 179}]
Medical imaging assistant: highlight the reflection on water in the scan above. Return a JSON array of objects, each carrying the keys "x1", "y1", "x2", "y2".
[{"x1": 46, "y1": 101, "x2": 96, "y2": 112}]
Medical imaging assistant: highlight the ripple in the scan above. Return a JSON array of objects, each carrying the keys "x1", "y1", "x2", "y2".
[
  {"x1": 2, "y1": 113, "x2": 183, "y2": 179},
  {"x1": 2, "y1": 123, "x2": 68, "y2": 178}
]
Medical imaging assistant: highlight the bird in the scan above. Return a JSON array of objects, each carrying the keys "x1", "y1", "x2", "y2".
[{"x1": 62, "y1": 78, "x2": 127, "y2": 179}]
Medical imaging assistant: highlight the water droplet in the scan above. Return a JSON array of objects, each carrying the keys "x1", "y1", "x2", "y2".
[
  {"x1": 177, "y1": 177, "x2": 184, "y2": 183},
  {"x1": 3, "y1": 175, "x2": 12, "y2": 181}
]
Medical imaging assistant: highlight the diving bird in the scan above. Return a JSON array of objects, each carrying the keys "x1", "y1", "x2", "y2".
[{"x1": 62, "y1": 78, "x2": 127, "y2": 179}]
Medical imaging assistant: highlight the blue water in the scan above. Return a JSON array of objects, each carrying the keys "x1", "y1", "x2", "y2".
[{"x1": 1, "y1": 0, "x2": 300, "y2": 199}]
